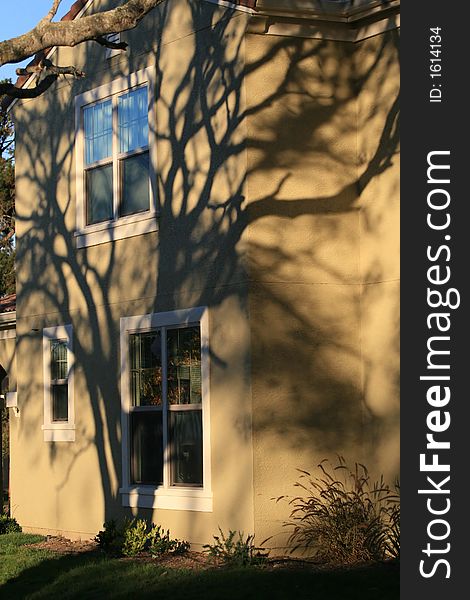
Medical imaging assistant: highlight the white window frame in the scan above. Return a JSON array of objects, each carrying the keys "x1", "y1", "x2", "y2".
[
  {"x1": 42, "y1": 324, "x2": 75, "y2": 442},
  {"x1": 74, "y1": 67, "x2": 158, "y2": 249},
  {"x1": 119, "y1": 307, "x2": 212, "y2": 512}
]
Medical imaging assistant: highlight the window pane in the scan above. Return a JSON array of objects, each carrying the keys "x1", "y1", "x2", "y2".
[
  {"x1": 119, "y1": 152, "x2": 149, "y2": 216},
  {"x1": 86, "y1": 164, "x2": 113, "y2": 224},
  {"x1": 167, "y1": 326, "x2": 201, "y2": 405},
  {"x1": 129, "y1": 331, "x2": 162, "y2": 406},
  {"x1": 84, "y1": 99, "x2": 112, "y2": 165},
  {"x1": 170, "y1": 410, "x2": 203, "y2": 486},
  {"x1": 118, "y1": 87, "x2": 148, "y2": 154},
  {"x1": 51, "y1": 340, "x2": 67, "y2": 380},
  {"x1": 52, "y1": 384, "x2": 68, "y2": 422},
  {"x1": 131, "y1": 411, "x2": 163, "y2": 485}
]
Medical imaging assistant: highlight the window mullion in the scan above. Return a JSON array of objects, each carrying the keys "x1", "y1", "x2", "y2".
[
  {"x1": 112, "y1": 95, "x2": 119, "y2": 220},
  {"x1": 161, "y1": 327, "x2": 170, "y2": 488}
]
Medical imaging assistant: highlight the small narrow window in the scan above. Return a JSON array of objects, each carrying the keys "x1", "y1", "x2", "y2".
[
  {"x1": 43, "y1": 324, "x2": 75, "y2": 442},
  {"x1": 50, "y1": 340, "x2": 69, "y2": 422}
]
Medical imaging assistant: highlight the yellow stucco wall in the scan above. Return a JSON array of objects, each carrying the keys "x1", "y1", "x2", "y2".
[
  {"x1": 10, "y1": 0, "x2": 399, "y2": 551},
  {"x1": 244, "y1": 30, "x2": 399, "y2": 547}
]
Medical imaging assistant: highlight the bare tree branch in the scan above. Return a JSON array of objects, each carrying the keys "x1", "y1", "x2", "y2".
[
  {"x1": 43, "y1": 0, "x2": 63, "y2": 23},
  {"x1": 0, "y1": 74, "x2": 58, "y2": 99},
  {"x1": 15, "y1": 58, "x2": 85, "y2": 79},
  {"x1": 0, "y1": 0, "x2": 165, "y2": 67}
]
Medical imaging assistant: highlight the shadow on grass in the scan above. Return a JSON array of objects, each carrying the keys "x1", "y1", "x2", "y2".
[{"x1": 0, "y1": 549, "x2": 399, "y2": 600}]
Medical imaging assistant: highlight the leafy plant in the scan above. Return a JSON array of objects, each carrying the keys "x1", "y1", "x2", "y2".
[
  {"x1": 277, "y1": 457, "x2": 400, "y2": 564},
  {"x1": 95, "y1": 519, "x2": 127, "y2": 556},
  {"x1": 122, "y1": 519, "x2": 149, "y2": 557},
  {"x1": 0, "y1": 514, "x2": 21, "y2": 534},
  {"x1": 148, "y1": 525, "x2": 190, "y2": 557},
  {"x1": 95, "y1": 518, "x2": 190, "y2": 558},
  {"x1": 203, "y1": 528, "x2": 269, "y2": 567}
]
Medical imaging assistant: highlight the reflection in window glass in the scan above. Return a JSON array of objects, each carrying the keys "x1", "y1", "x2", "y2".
[
  {"x1": 84, "y1": 99, "x2": 112, "y2": 165},
  {"x1": 129, "y1": 331, "x2": 162, "y2": 407},
  {"x1": 131, "y1": 411, "x2": 163, "y2": 485},
  {"x1": 167, "y1": 327, "x2": 201, "y2": 405},
  {"x1": 128, "y1": 324, "x2": 203, "y2": 488},
  {"x1": 83, "y1": 85, "x2": 150, "y2": 225},
  {"x1": 120, "y1": 152, "x2": 149, "y2": 216},
  {"x1": 51, "y1": 340, "x2": 68, "y2": 422},
  {"x1": 118, "y1": 87, "x2": 148, "y2": 154},
  {"x1": 170, "y1": 410, "x2": 203, "y2": 485},
  {"x1": 86, "y1": 164, "x2": 113, "y2": 224}
]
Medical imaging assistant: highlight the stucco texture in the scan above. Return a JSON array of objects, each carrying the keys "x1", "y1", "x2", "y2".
[
  {"x1": 9, "y1": 0, "x2": 399, "y2": 551},
  {"x1": 244, "y1": 30, "x2": 399, "y2": 546}
]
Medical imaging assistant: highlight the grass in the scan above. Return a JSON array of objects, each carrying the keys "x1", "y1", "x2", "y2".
[{"x1": 0, "y1": 533, "x2": 399, "y2": 600}]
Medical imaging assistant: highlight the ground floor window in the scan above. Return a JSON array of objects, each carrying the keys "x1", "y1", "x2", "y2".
[
  {"x1": 120, "y1": 308, "x2": 212, "y2": 511},
  {"x1": 42, "y1": 324, "x2": 75, "y2": 442}
]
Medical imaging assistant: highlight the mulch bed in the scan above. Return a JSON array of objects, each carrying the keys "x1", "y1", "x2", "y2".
[{"x1": 25, "y1": 536, "x2": 398, "y2": 573}]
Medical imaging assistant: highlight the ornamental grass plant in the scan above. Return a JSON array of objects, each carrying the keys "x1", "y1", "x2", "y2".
[{"x1": 277, "y1": 457, "x2": 400, "y2": 564}]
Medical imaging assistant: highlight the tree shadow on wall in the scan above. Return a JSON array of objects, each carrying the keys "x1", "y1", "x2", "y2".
[{"x1": 13, "y1": 0, "x2": 399, "y2": 542}]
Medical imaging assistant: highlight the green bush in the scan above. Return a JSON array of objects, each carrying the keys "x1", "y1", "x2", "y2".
[
  {"x1": 203, "y1": 528, "x2": 269, "y2": 567},
  {"x1": 277, "y1": 457, "x2": 400, "y2": 564},
  {"x1": 148, "y1": 525, "x2": 190, "y2": 557},
  {"x1": 95, "y1": 519, "x2": 127, "y2": 556},
  {"x1": 95, "y1": 518, "x2": 189, "y2": 558},
  {"x1": 122, "y1": 519, "x2": 149, "y2": 557},
  {"x1": 0, "y1": 514, "x2": 22, "y2": 535}
]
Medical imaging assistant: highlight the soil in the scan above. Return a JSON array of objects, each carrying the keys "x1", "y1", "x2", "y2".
[
  {"x1": 26, "y1": 536, "x2": 398, "y2": 573},
  {"x1": 25, "y1": 536, "x2": 317, "y2": 571}
]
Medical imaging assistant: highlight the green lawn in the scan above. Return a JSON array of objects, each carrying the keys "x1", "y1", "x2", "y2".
[{"x1": 0, "y1": 533, "x2": 399, "y2": 600}]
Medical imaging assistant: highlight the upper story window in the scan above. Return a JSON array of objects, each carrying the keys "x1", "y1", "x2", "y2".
[
  {"x1": 84, "y1": 86, "x2": 149, "y2": 225},
  {"x1": 75, "y1": 68, "x2": 157, "y2": 248},
  {"x1": 104, "y1": 32, "x2": 123, "y2": 59}
]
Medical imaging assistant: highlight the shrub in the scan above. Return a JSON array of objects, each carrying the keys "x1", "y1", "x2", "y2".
[
  {"x1": 122, "y1": 519, "x2": 149, "y2": 557},
  {"x1": 277, "y1": 457, "x2": 400, "y2": 564},
  {"x1": 95, "y1": 519, "x2": 127, "y2": 556},
  {"x1": 148, "y1": 525, "x2": 190, "y2": 557},
  {"x1": 0, "y1": 514, "x2": 22, "y2": 534},
  {"x1": 95, "y1": 518, "x2": 190, "y2": 558},
  {"x1": 203, "y1": 528, "x2": 269, "y2": 567}
]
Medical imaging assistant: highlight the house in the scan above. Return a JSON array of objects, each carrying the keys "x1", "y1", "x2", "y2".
[{"x1": 1, "y1": 0, "x2": 400, "y2": 550}]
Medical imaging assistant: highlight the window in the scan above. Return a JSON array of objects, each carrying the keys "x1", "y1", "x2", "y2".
[
  {"x1": 84, "y1": 86, "x2": 149, "y2": 225},
  {"x1": 51, "y1": 340, "x2": 69, "y2": 422},
  {"x1": 104, "y1": 32, "x2": 123, "y2": 59},
  {"x1": 120, "y1": 308, "x2": 212, "y2": 512},
  {"x1": 75, "y1": 68, "x2": 157, "y2": 248},
  {"x1": 42, "y1": 325, "x2": 75, "y2": 442}
]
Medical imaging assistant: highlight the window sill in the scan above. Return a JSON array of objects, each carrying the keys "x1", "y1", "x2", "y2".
[
  {"x1": 42, "y1": 425, "x2": 76, "y2": 442},
  {"x1": 75, "y1": 212, "x2": 158, "y2": 249},
  {"x1": 120, "y1": 486, "x2": 213, "y2": 512}
]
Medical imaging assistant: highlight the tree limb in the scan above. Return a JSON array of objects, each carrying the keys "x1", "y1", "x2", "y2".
[
  {"x1": 0, "y1": 74, "x2": 59, "y2": 99},
  {"x1": 0, "y1": 0, "x2": 166, "y2": 67},
  {"x1": 43, "y1": 0, "x2": 63, "y2": 23},
  {"x1": 15, "y1": 58, "x2": 85, "y2": 79}
]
